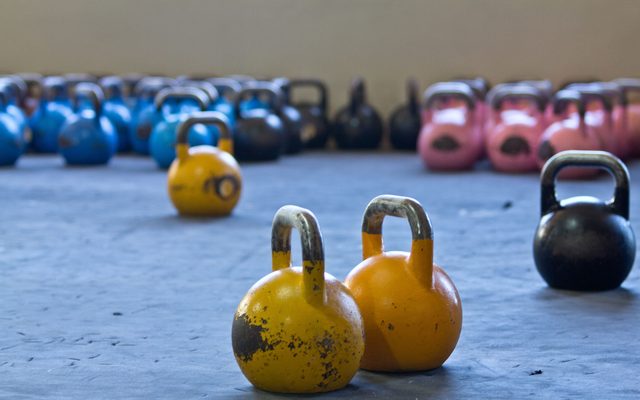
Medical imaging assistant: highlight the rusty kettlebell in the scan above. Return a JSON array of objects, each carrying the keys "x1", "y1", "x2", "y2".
[
  {"x1": 533, "y1": 150, "x2": 635, "y2": 291},
  {"x1": 345, "y1": 195, "x2": 462, "y2": 372},
  {"x1": 232, "y1": 206, "x2": 364, "y2": 393}
]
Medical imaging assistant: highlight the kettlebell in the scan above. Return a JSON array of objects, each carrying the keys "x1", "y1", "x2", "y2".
[
  {"x1": 537, "y1": 90, "x2": 602, "y2": 179},
  {"x1": 168, "y1": 111, "x2": 241, "y2": 216},
  {"x1": 0, "y1": 76, "x2": 30, "y2": 150},
  {"x1": 418, "y1": 82, "x2": 481, "y2": 170},
  {"x1": 232, "y1": 83, "x2": 285, "y2": 161},
  {"x1": 345, "y1": 195, "x2": 462, "y2": 371},
  {"x1": 149, "y1": 87, "x2": 211, "y2": 169},
  {"x1": 64, "y1": 73, "x2": 97, "y2": 99},
  {"x1": 455, "y1": 77, "x2": 491, "y2": 151},
  {"x1": 533, "y1": 151, "x2": 635, "y2": 291},
  {"x1": 207, "y1": 77, "x2": 241, "y2": 127},
  {"x1": 0, "y1": 89, "x2": 23, "y2": 166},
  {"x1": 121, "y1": 73, "x2": 145, "y2": 111},
  {"x1": 30, "y1": 76, "x2": 74, "y2": 153},
  {"x1": 272, "y1": 77, "x2": 304, "y2": 154},
  {"x1": 389, "y1": 78, "x2": 421, "y2": 150},
  {"x1": 287, "y1": 78, "x2": 330, "y2": 149},
  {"x1": 613, "y1": 78, "x2": 640, "y2": 157},
  {"x1": 129, "y1": 77, "x2": 173, "y2": 155},
  {"x1": 232, "y1": 205, "x2": 364, "y2": 393},
  {"x1": 590, "y1": 82, "x2": 631, "y2": 159},
  {"x1": 58, "y1": 83, "x2": 117, "y2": 165},
  {"x1": 333, "y1": 77, "x2": 383, "y2": 149},
  {"x1": 100, "y1": 76, "x2": 133, "y2": 152},
  {"x1": 180, "y1": 80, "x2": 223, "y2": 141},
  {"x1": 486, "y1": 84, "x2": 547, "y2": 172}
]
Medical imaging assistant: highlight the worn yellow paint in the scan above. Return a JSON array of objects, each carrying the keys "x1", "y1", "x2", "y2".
[
  {"x1": 232, "y1": 266, "x2": 364, "y2": 393},
  {"x1": 345, "y1": 239, "x2": 462, "y2": 372},
  {"x1": 167, "y1": 144, "x2": 242, "y2": 216}
]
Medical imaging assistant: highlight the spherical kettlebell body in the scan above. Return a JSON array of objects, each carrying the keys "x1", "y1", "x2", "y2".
[
  {"x1": 149, "y1": 87, "x2": 212, "y2": 169},
  {"x1": 389, "y1": 79, "x2": 421, "y2": 150},
  {"x1": 29, "y1": 77, "x2": 73, "y2": 153},
  {"x1": 0, "y1": 112, "x2": 22, "y2": 166},
  {"x1": 533, "y1": 151, "x2": 635, "y2": 291},
  {"x1": 58, "y1": 84, "x2": 117, "y2": 165},
  {"x1": 333, "y1": 78, "x2": 383, "y2": 149},
  {"x1": 344, "y1": 195, "x2": 462, "y2": 372},
  {"x1": 232, "y1": 206, "x2": 364, "y2": 393},
  {"x1": 168, "y1": 111, "x2": 242, "y2": 216},
  {"x1": 233, "y1": 84, "x2": 285, "y2": 161}
]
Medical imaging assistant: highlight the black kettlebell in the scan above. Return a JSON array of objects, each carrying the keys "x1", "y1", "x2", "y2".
[
  {"x1": 233, "y1": 83, "x2": 285, "y2": 161},
  {"x1": 333, "y1": 77, "x2": 383, "y2": 149},
  {"x1": 287, "y1": 79, "x2": 330, "y2": 149},
  {"x1": 389, "y1": 78, "x2": 420, "y2": 150},
  {"x1": 272, "y1": 77, "x2": 304, "y2": 154},
  {"x1": 533, "y1": 151, "x2": 636, "y2": 291}
]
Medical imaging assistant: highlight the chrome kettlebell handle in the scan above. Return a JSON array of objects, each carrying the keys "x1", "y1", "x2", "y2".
[
  {"x1": 176, "y1": 111, "x2": 233, "y2": 154},
  {"x1": 552, "y1": 89, "x2": 586, "y2": 118},
  {"x1": 424, "y1": 82, "x2": 476, "y2": 110},
  {"x1": 540, "y1": 150, "x2": 630, "y2": 219},
  {"x1": 233, "y1": 83, "x2": 282, "y2": 120},
  {"x1": 488, "y1": 83, "x2": 547, "y2": 113},
  {"x1": 154, "y1": 87, "x2": 210, "y2": 112},
  {"x1": 271, "y1": 205, "x2": 325, "y2": 305},
  {"x1": 565, "y1": 83, "x2": 613, "y2": 112},
  {"x1": 72, "y1": 82, "x2": 104, "y2": 118}
]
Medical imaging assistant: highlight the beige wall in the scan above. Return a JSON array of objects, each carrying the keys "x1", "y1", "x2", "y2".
[{"x1": 1, "y1": 0, "x2": 640, "y2": 115}]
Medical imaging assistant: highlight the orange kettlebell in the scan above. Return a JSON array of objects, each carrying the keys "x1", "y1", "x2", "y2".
[{"x1": 344, "y1": 195, "x2": 462, "y2": 372}]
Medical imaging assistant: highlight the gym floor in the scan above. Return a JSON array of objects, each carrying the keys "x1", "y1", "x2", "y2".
[{"x1": 1, "y1": 152, "x2": 639, "y2": 399}]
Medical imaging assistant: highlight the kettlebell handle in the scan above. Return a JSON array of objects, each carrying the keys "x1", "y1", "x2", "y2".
[
  {"x1": 271, "y1": 205, "x2": 325, "y2": 305},
  {"x1": 407, "y1": 78, "x2": 419, "y2": 114},
  {"x1": 566, "y1": 84, "x2": 613, "y2": 112},
  {"x1": 233, "y1": 83, "x2": 282, "y2": 119},
  {"x1": 72, "y1": 82, "x2": 104, "y2": 118},
  {"x1": 590, "y1": 82, "x2": 626, "y2": 107},
  {"x1": 288, "y1": 78, "x2": 328, "y2": 112},
  {"x1": 41, "y1": 77, "x2": 67, "y2": 102},
  {"x1": 455, "y1": 77, "x2": 490, "y2": 100},
  {"x1": 488, "y1": 84, "x2": 547, "y2": 113},
  {"x1": 424, "y1": 82, "x2": 476, "y2": 110},
  {"x1": 540, "y1": 150, "x2": 630, "y2": 219},
  {"x1": 134, "y1": 77, "x2": 174, "y2": 98},
  {"x1": 207, "y1": 78, "x2": 241, "y2": 100},
  {"x1": 154, "y1": 87, "x2": 210, "y2": 112},
  {"x1": 613, "y1": 78, "x2": 640, "y2": 104},
  {"x1": 552, "y1": 89, "x2": 586, "y2": 117},
  {"x1": 0, "y1": 76, "x2": 27, "y2": 103},
  {"x1": 361, "y1": 195, "x2": 434, "y2": 287},
  {"x1": 349, "y1": 77, "x2": 366, "y2": 114},
  {"x1": 182, "y1": 81, "x2": 219, "y2": 104},
  {"x1": 99, "y1": 76, "x2": 125, "y2": 100},
  {"x1": 176, "y1": 111, "x2": 233, "y2": 157}
]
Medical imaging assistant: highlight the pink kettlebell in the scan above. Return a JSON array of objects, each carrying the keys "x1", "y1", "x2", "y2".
[
  {"x1": 486, "y1": 84, "x2": 547, "y2": 172},
  {"x1": 519, "y1": 80, "x2": 554, "y2": 124},
  {"x1": 566, "y1": 83, "x2": 618, "y2": 156},
  {"x1": 537, "y1": 90, "x2": 602, "y2": 179},
  {"x1": 593, "y1": 82, "x2": 631, "y2": 159},
  {"x1": 455, "y1": 78, "x2": 490, "y2": 154},
  {"x1": 614, "y1": 78, "x2": 640, "y2": 158},
  {"x1": 418, "y1": 82, "x2": 481, "y2": 170}
]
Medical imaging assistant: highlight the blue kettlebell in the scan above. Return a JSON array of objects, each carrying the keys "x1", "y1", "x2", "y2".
[
  {"x1": 129, "y1": 77, "x2": 173, "y2": 155},
  {"x1": 30, "y1": 76, "x2": 74, "y2": 153},
  {"x1": 207, "y1": 78, "x2": 241, "y2": 127},
  {"x1": 0, "y1": 88, "x2": 23, "y2": 166},
  {"x1": 149, "y1": 87, "x2": 212, "y2": 169},
  {"x1": 101, "y1": 76, "x2": 133, "y2": 152},
  {"x1": 121, "y1": 73, "x2": 145, "y2": 112},
  {"x1": 181, "y1": 81, "x2": 222, "y2": 142},
  {"x1": 0, "y1": 76, "x2": 30, "y2": 150},
  {"x1": 58, "y1": 83, "x2": 117, "y2": 165}
]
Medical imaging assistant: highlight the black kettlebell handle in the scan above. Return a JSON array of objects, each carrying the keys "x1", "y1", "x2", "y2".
[
  {"x1": 154, "y1": 87, "x2": 210, "y2": 112},
  {"x1": 207, "y1": 78, "x2": 242, "y2": 100},
  {"x1": 407, "y1": 78, "x2": 419, "y2": 114},
  {"x1": 540, "y1": 150, "x2": 630, "y2": 219},
  {"x1": 233, "y1": 83, "x2": 282, "y2": 120},
  {"x1": 182, "y1": 81, "x2": 219, "y2": 104},
  {"x1": 552, "y1": 89, "x2": 586, "y2": 118},
  {"x1": 72, "y1": 82, "x2": 104, "y2": 118},
  {"x1": 288, "y1": 78, "x2": 328, "y2": 113},
  {"x1": 99, "y1": 76, "x2": 126, "y2": 100},
  {"x1": 349, "y1": 77, "x2": 367, "y2": 115},
  {"x1": 565, "y1": 84, "x2": 613, "y2": 112},
  {"x1": 271, "y1": 205, "x2": 325, "y2": 305},
  {"x1": 424, "y1": 82, "x2": 476, "y2": 110},
  {"x1": 272, "y1": 77, "x2": 291, "y2": 103},
  {"x1": 488, "y1": 84, "x2": 547, "y2": 112},
  {"x1": 176, "y1": 110, "x2": 231, "y2": 146}
]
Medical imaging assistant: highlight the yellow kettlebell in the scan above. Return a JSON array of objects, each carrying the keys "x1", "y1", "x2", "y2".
[
  {"x1": 232, "y1": 205, "x2": 365, "y2": 393},
  {"x1": 344, "y1": 195, "x2": 462, "y2": 372},
  {"x1": 167, "y1": 111, "x2": 241, "y2": 216}
]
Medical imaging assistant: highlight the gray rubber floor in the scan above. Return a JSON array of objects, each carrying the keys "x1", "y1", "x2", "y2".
[{"x1": 1, "y1": 152, "x2": 639, "y2": 399}]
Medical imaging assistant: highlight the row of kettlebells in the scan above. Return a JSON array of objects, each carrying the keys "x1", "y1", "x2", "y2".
[
  {"x1": 389, "y1": 77, "x2": 640, "y2": 176},
  {"x1": 231, "y1": 150, "x2": 636, "y2": 394}
]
